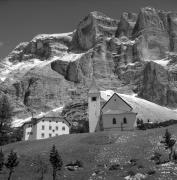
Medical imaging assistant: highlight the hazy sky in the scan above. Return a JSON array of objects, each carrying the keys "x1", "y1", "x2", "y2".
[{"x1": 0, "y1": 0, "x2": 177, "y2": 58}]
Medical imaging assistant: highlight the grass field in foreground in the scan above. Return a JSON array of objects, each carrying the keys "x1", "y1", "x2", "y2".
[{"x1": 1, "y1": 126, "x2": 177, "y2": 180}]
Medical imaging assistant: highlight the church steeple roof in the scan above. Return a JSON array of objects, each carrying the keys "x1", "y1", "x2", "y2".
[{"x1": 88, "y1": 77, "x2": 99, "y2": 94}]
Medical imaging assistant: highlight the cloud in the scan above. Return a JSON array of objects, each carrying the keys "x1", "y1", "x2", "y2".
[{"x1": 0, "y1": 42, "x2": 4, "y2": 47}]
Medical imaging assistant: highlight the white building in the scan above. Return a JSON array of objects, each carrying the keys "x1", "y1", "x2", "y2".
[
  {"x1": 88, "y1": 79, "x2": 137, "y2": 132},
  {"x1": 22, "y1": 115, "x2": 71, "y2": 141}
]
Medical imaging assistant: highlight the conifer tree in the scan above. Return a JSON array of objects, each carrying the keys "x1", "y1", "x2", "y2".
[
  {"x1": 5, "y1": 150, "x2": 19, "y2": 180},
  {"x1": 161, "y1": 129, "x2": 176, "y2": 161},
  {"x1": 0, "y1": 94, "x2": 13, "y2": 145},
  {"x1": 0, "y1": 149, "x2": 4, "y2": 172},
  {"x1": 49, "y1": 145, "x2": 63, "y2": 180}
]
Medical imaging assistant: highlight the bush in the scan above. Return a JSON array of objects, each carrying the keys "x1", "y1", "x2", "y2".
[
  {"x1": 151, "y1": 152, "x2": 162, "y2": 164},
  {"x1": 147, "y1": 169, "x2": 156, "y2": 175},
  {"x1": 109, "y1": 164, "x2": 120, "y2": 170}
]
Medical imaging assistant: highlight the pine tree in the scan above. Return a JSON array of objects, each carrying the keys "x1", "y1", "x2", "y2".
[
  {"x1": 161, "y1": 129, "x2": 176, "y2": 161},
  {"x1": 0, "y1": 149, "x2": 4, "y2": 172},
  {"x1": 49, "y1": 145, "x2": 63, "y2": 180},
  {"x1": 5, "y1": 150, "x2": 19, "y2": 180},
  {"x1": 0, "y1": 94, "x2": 13, "y2": 145}
]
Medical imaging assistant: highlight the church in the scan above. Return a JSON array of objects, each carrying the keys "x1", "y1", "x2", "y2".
[{"x1": 88, "y1": 79, "x2": 137, "y2": 132}]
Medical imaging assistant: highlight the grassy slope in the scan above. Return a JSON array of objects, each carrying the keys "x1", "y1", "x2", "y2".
[{"x1": 1, "y1": 126, "x2": 177, "y2": 180}]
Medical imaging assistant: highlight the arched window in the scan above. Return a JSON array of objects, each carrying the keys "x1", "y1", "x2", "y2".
[
  {"x1": 112, "y1": 118, "x2": 116, "y2": 124},
  {"x1": 123, "y1": 117, "x2": 127, "y2": 124}
]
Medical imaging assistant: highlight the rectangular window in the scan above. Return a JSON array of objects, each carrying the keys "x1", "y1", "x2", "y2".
[
  {"x1": 92, "y1": 97, "x2": 97, "y2": 101},
  {"x1": 56, "y1": 126, "x2": 58, "y2": 130},
  {"x1": 42, "y1": 125, "x2": 45, "y2": 130},
  {"x1": 41, "y1": 133, "x2": 44, "y2": 138},
  {"x1": 49, "y1": 126, "x2": 52, "y2": 130},
  {"x1": 62, "y1": 126, "x2": 65, "y2": 131},
  {"x1": 49, "y1": 134, "x2": 52, "y2": 138},
  {"x1": 113, "y1": 118, "x2": 116, "y2": 124}
]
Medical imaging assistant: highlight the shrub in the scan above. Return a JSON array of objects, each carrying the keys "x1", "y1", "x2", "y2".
[{"x1": 109, "y1": 164, "x2": 120, "y2": 170}]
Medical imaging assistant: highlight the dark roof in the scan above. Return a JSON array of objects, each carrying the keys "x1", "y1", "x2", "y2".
[
  {"x1": 22, "y1": 116, "x2": 71, "y2": 127},
  {"x1": 101, "y1": 93, "x2": 133, "y2": 111}
]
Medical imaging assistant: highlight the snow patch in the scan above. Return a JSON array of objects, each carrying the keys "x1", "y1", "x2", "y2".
[
  {"x1": 12, "y1": 106, "x2": 64, "y2": 127},
  {"x1": 32, "y1": 32, "x2": 73, "y2": 41}
]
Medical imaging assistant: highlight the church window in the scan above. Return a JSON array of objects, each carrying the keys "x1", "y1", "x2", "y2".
[
  {"x1": 113, "y1": 118, "x2": 116, "y2": 124},
  {"x1": 123, "y1": 117, "x2": 127, "y2": 124},
  {"x1": 92, "y1": 97, "x2": 97, "y2": 101}
]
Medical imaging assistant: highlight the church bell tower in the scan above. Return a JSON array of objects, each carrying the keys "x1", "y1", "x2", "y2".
[{"x1": 88, "y1": 78, "x2": 100, "y2": 133}]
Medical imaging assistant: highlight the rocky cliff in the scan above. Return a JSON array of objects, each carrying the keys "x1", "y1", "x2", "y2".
[{"x1": 0, "y1": 7, "x2": 177, "y2": 126}]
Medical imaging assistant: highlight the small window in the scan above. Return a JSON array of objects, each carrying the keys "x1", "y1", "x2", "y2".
[
  {"x1": 56, "y1": 126, "x2": 58, "y2": 130},
  {"x1": 92, "y1": 97, "x2": 97, "y2": 101},
  {"x1": 49, "y1": 120, "x2": 51, "y2": 123},
  {"x1": 113, "y1": 118, "x2": 116, "y2": 124},
  {"x1": 114, "y1": 99, "x2": 116, "y2": 101},
  {"x1": 53, "y1": 130, "x2": 55, "y2": 132},
  {"x1": 123, "y1": 117, "x2": 127, "y2": 124},
  {"x1": 49, "y1": 126, "x2": 52, "y2": 130},
  {"x1": 62, "y1": 126, "x2": 65, "y2": 131},
  {"x1": 42, "y1": 120, "x2": 44, "y2": 122},
  {"x1": 30, "y1": 132, "x2": 33, "y2": 135},
  {"x1": 49, "y1": 134, "x2": 52, "y2": 138},
  {"x1": 42, "y1": 125, "x2": 45, "y2": 130},
  {"x1": 56, "y1": 121, "x2": 58, "y2": 123},
  {"x1": 41, "y1": 133, "x2": 44, "y2": 138}
]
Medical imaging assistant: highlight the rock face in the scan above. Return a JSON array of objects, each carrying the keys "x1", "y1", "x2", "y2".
[
  {"x1": 132, "y1": 7, "x2": 170, "y2": 60},
  {"x1": 71, "y1": 11, "x2": 118, "y2": 50},
  {"x1": 116, "y1": 12, "x2": 137, "y2": 38},
  {"x1": 1, "y1": 8, "x2": 177, "y2": 125}
]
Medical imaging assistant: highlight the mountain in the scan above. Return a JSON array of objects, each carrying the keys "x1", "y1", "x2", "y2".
[{"x1": 0, "y1": 7, "x2": 177, "y2": 126}]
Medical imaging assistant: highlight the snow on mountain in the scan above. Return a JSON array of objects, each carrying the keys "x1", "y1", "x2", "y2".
[
  {"x1": 32, "y1": 32, "x2": 73, "y2": 42},
  {"x1": 101, "y1": 90, "x2": 177, "y2": 123},
  {"x1": 12, "y1": 106, "x2": 63, "y2": 127}
]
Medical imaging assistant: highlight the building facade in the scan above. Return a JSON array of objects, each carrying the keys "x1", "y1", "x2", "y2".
[
  {"x1": 88, "y1": 80, "x2": 137, "y2": 132},
  {"x1": 22, "y1": 116, "x2": 70, "y2": 141}
]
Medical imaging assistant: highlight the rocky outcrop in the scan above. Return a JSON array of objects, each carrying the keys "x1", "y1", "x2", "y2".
[
  {"x1": 116, "y1": 12, "x2": 137, "y2": 38},
  {"x1": 132, "y1": 7, "x2": 170, "y2": 60},
  {"x1": 139, "y1": 61, "x2": 177, "y2": 107},
  {"x1": 1, "y1": 7, "x2": 177, "y2": 124},
  {"x1": 71, "y1": 11, "x2": 118, "y2": 50}
]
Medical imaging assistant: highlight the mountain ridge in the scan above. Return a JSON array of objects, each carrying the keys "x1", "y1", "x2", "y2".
[{"x1": 0, "y1": 7, "x2": 177, "y2": 126}]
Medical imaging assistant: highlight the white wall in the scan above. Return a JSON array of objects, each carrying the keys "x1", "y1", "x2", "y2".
[
  {"x1": 23, "y1": 124, "x2": 37, "y2": 141},
  {"x1": 36, "y1": 119, "x2": 69, "y2": 140},
  {"x1": 102, "y1": 113, "x2": 136, "y2": 131},
  {"x1": 102, "y1": 93, "x2": 132, "y2": 113},
  {"x1": 88, "y1": 92, "x2": 100, "y2": 132},
  {"x1": 23, "y1": 118, "x2": 70, "y2": 141}
]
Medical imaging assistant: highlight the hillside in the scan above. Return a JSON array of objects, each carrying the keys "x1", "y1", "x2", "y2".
[{"x1": 1, "y1": 126, "x2": 177, "y2": 179}]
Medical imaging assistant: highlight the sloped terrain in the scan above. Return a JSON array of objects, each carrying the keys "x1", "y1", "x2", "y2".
[{"x1": 1, "y1": 125, "x2": 177, "y2": 179}]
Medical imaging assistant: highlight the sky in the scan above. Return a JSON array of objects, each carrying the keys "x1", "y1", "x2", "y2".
[{"x1": 0, "y1": 0, "x2": 177, "y2": 59}]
